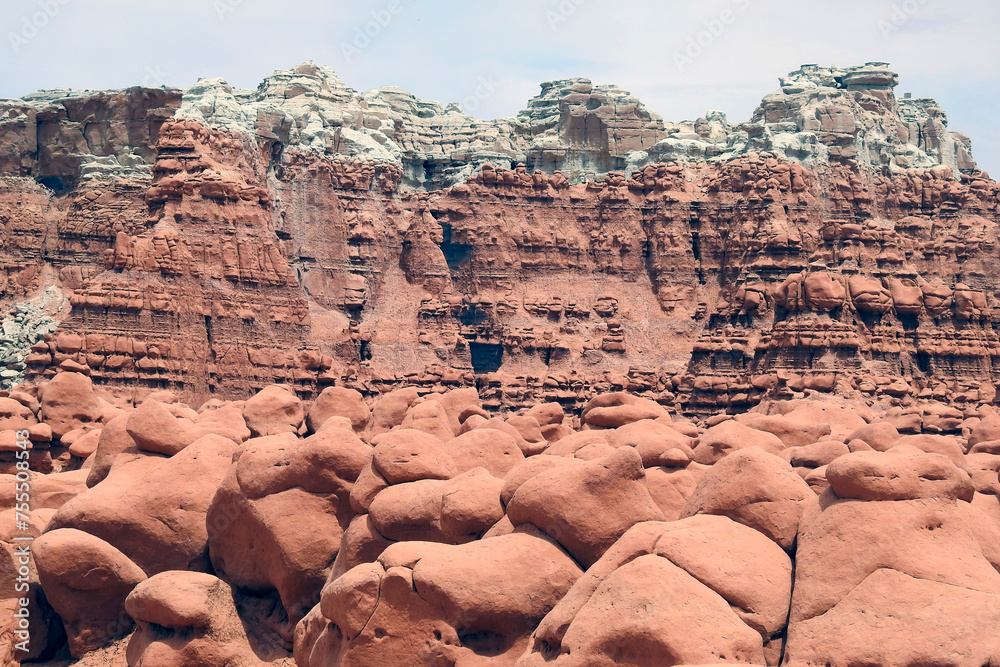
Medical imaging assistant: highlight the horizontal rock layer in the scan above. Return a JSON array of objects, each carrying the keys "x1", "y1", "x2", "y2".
[{"x1": 0, "y1": 62, "x2": 996, "y2": 417}]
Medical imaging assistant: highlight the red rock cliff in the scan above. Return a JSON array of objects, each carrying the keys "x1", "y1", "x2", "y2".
[{"x1": 1, "y1": 62, "x2": 997, "y2": 414}]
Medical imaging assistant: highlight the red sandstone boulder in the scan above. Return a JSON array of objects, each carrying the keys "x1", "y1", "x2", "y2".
[
  {"x1": 849, "y1": 275, "x2": 893, "y2": 313},
  {"x1": 349, "y1": 456, "x2": 390, "y2": 513},
  {"x1": 643, "y1": 466, "x2": 701, "y2": 520},
  {"x1": 581, "y1": 392, "x2": 670, "y2": 428},
  {"x1": 208, "y1": 428, "x2": 365, "y2": 632},
  {"x1": 125, "y1": 571, "x2": 267, "y2": 667},
  {"x1": 0, "y1": 576, "x2": 64, "y2": 663},
  {"x1": 66, "y1": 427, "x2": 101, "y2": 459},
  {"x1": 786, "y1": 446, "x2": 1000, "y2": 666},
  {"x1": 126, "y1": 399, "x2": 210, "y2": 456},
  {"x1": 889, "y1": 277, "x2": 924, "y2": 315},
  {"x1": 803, "y1": 272, "x2": 847, "y2": 310},
  {"x1": 366, "y1": 387, "x2": 421, "y2": 437},
  {"x1": 328, "y1": 514, "x2": 394, "y2": 582},
  {"x1": 474, "y1": 417, "x2": 542, "y2": 456},
  {"x1": 500, "y1": 456, "x2": 585, "y2": 507},
  {"x1": 242, "y1": 385, "x2": 304, "y2": 437},
  {"x1": 889, "y1": 433, "x2": 966, "y2": 465},
  {"x1": 439, "y1": 468, "x2": 506, "y2": 540},
  {"x1": 786, "y1": 440, "x2": 850, "y2": 468},
  {"x1": 845, "y1": 421, "x2": 900, "y2": 450},
  {"x1": 734, "y1": 413, "x2": 831, "y2": 448},
  {"x1": 970, "y1": 439, "x2": 1000, "y2": 455},
  {"x1": 786, "y1": 446, "x2": 1000, "y2": 665},
  {"x1": 539, "y1": 430, "x2": 610, "y2": 458},
  {"x1": 371, "y1": 428, "x2": 457, "y2": 484},
  {"x1": 918, "y1": 402, "x2": 965, "y2": 433},
  {"x1": 0, "y1": 469, "x2": 86, "y2": 511},
  {"x1": 85, "y1": 413, "x2": 136, "y2": 487},
  {"x1": 34, "y1": 528, "x2": 145, "y2": 657},
  {"x1": 48, "y1": 433, "x2": 236, "y2": 574},
  {"x1": 0, "y1": 397, "x2": 36, "y2": 431},
  {"x1": 295, "y1": 528, "x2": 581, "y2": 666},
  {"x1": 307, "y1": 386, "x2": 370, "y2": 433},
  {"x1": 753, "y1": 399, "x2": 869, "y2": 442},
  {"x1": 366, "y1": 466, "x2": 504, "y2": 545},
  {"x1": 525, "y1": 403, "x2": 565, "y2": 427},
  {"x1": 367, "y1": 478, "x2": 450, "y2": 543},
  {"x1": 607, "y1": 420, "x2": 695, "y2": 467},
  {"x1": 193, "y1": 404, "x2": 251, "y2": 444},
  {"x1": 430, "y1": 387, "x2": 483, "y2": 436},
  {"x1": 969, "y1": 411, "x2": 1000, "y2": 447},
  {"x1": 518, "y1": 517, "x2": 789, "y2": 666},
  {"x1": 505, "y1": 447, "x2": 664, "y2": 567},
  {"x1": 881, "y1": 407, "x2": 923, "y2": 434},
  {"x1": 522, "y1": 556, "x2": 765, "y2": 665},
  {"x1": 445, "y1": 429, "x2": 524, "y2": 477},
  {"x1": 922, "y1": 282, "x2": 954, "y2": 316},
  {"x1": 966, "y1": 453, "x2": 1000, "y2": 495},
  {"x1": 681, "y1": 447, "x2": 812, "y2": 550},
  {"x1": 826, "y1": 446, "x2": 973, "y2": 502},
  {"x1": 786, "y1": 569, "x2": 1000, "y2": 667},
  {"x1": 693, "y1": 420, "x2": 786, "y2": 464},
  {"x1": 504, "y1": 415, "x2": 547, "y2": 449},
  {"x1": 235, "y1": 428, "x2": 369, "y2": 503},
  {"x1": 400, "y1": 398, "x2": 455, "y2": 441},
  {"x1": 38, "y1": 372, "x2": 103, "y2": 439}
]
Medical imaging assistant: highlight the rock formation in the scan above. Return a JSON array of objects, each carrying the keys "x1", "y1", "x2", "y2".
[
  {"x1": 1, "y1": 61, "x2": 996, "y2": 419},
  {"x1": 0, "y1": 372, "x2": 998, "y2": 665},
  {"x1": 0, "y1": 60, "x2": 999, "y2": 666}
]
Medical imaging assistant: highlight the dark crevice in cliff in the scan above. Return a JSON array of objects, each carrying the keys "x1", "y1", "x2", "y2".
[
  {"x1": 439, "y1": 223, "x2": 473, "y2": 272},
  {"x1": 35, "y1": 175, "x2": 69, "y2": 194},
  {"x1": 689, "y1": 218, "x2": 707, "y2": 285},
  {"x1": 470, "y1": 342, "x2": 503, "y2": 374}
]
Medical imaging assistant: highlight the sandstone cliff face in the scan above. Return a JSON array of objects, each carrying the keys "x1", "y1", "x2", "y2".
[
  {"x1": 0, "y1": 62, "x2": 997, "y2": 416},
  {"x1": 0, "y1": 87, "x2": 180, "y2": 187}
]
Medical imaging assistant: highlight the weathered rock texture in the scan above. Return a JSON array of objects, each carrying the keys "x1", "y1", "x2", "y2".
[
  {"x1": 3, "y1": 370, "x2": 999, "y2": 666},
  {"x1": 4, "y1": 58, "x2": 1000, "y2": 667},
  {"x1": 2, "y1": 62, "x2": 997, "y2": 422}
]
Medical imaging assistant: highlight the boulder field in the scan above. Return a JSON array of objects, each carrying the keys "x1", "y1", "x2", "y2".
[{"x1": 2, "y1": 372, "x2": 1000, "y2": 665}]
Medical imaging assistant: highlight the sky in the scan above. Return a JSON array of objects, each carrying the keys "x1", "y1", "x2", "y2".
[{"x1": 1, "y1": 0, "x2": 998, "y2": 174}]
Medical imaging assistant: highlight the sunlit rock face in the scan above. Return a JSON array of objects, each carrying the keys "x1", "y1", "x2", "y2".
[
  {"x1": 0, "y1": 61, "x2": 996, "y2": 418},
  {"x1": 2, "y1": 63, "x2": 999, "y2": 667}
]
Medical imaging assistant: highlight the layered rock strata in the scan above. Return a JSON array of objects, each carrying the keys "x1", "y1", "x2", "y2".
[{"x1": 0, "y1": 62, "x2": 996, "y2": 418}]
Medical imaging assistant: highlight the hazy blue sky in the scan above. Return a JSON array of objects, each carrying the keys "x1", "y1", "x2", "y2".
[{"x1": 2, "y1": 0, "x2": 997, "y2": 173}]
